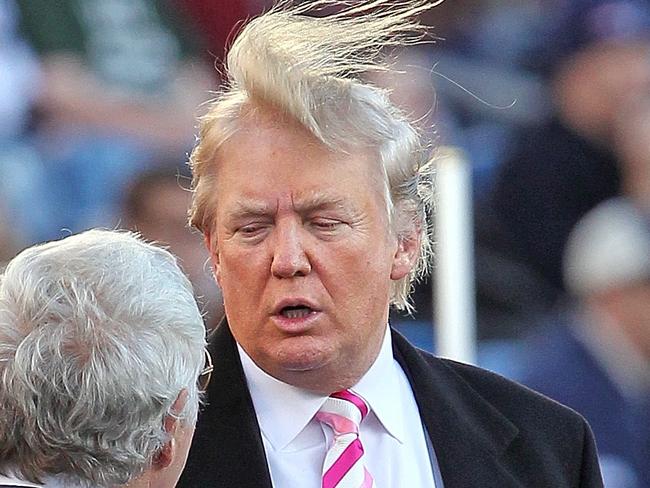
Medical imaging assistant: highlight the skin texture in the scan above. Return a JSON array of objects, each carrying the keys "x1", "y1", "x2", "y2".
[
  {"x1": 150, "y1": 418, "x2": 196, "y2": 488},
  {"x1": 205, "y1": 107, "x2": 418, "y2": 394}
]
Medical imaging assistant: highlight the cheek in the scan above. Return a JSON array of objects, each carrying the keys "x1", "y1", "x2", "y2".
[
  {"x1": 324, "y1": 245, "x2": 393, "y2": 301},
  {"x1": 217, "y1": 249, "x2": 267, "y2": 305}
]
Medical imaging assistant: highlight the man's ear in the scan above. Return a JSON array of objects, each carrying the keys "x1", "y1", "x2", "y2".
[
  {"x1": 154, "y1": 389, "x2": 189, "y2": 470},
  {"x1": 391, "y1": 230, "x2": 420, "y2": 281},
  {"x1": 204, "y1": 232, "x2": 222, "y2": 286}
]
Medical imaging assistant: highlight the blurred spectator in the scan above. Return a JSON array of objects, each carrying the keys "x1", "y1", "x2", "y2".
[
  {"x1": 0, "y1": 201, "x2": 21, "y2": 265},
  {"x1": 481, "y1": 0, "x2": 650, "y2": 336},
  {"x1": 175, "y1": 0, "x2": 268, "y2": 67},
  {"x1": 0, "y1": 0, "x2": 42, "y2": 247},
  {"x1": 122, "y1": 167, "x2": 224, "y2": 329},
  {"x1": 468, "y1": 0, "x2": 650, "y2": 344},
  {"x1": 615, "y1": 95, "x2": 650, "y2": 213},
  {"x1": 0, "y1": 0, "x2": 39, "y2": 141},
  {"x1": 520, "y1": 199, "x2": 650, "y2": 488},
  {"x1": 12, "y1": 0, "x2": 214, "y2": 242}
]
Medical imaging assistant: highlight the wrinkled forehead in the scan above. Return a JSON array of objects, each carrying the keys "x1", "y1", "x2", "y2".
[
  {"x1": 218, "y1": 104, "x2": 387, "y2": 185},
  {"x1": 223, "y1": 188, "x2": 364, "y2": 220}
]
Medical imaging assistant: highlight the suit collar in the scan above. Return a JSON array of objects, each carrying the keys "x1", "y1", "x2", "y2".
[
  {"x1": 391, "y1": 329, "x2": 522, "y2": 487},
  {"x1": 238, "y1": 323, "x2": 406, "y2": 450},
  {"x1": 237, "y1": 341, "x2": 324, "y2": 451},
  {"x1": 181, "y1": 323, "x2": 523, "y2": 488}
]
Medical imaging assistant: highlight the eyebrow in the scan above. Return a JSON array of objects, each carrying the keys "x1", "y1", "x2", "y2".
[
  {"x1": 226, "y1": 192, "x2": 355, "y2": 221},
  {"x1": 292, "y1": 192, "x2": 353, "y2": 214},
  {"x1": 228, "y1": 200, "x2": 276, "y2": 219}
]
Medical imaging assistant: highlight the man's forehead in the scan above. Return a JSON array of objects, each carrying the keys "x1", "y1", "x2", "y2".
[
  {"x1": 238, "y1": 102, "x2": 311, "y2": 138},
  {"x1": 224, "y1": 190, "x2": 354, "y2": 215}
]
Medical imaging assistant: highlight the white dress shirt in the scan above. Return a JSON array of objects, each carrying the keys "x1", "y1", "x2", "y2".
[{"x1": 238, "y1": 324, "x2": 439, "y2": 488}]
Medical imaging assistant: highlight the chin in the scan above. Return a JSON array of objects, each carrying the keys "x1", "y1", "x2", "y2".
[
  {"x1": 271, "y1": 339, "x2": 333, "y2": 373},
  {"x1": 276, "y1": 351, "x2": 328, "y2": 373}
]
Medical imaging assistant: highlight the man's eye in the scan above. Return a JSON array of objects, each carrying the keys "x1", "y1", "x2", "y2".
[
  {"x1": 238, "y1": 224, "x2": 266, "y2": 236},
  {"x1": 311, "y1": 219, "x2": 342, "y2": 231}
]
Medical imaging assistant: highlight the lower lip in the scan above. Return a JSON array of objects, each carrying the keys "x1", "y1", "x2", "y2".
[{"x1": 271, "y1": 310, "x2": 321, "y2": 333}]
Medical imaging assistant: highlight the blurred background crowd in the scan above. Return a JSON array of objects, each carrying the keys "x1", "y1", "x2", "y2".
[{"x1": 0, "y1": 0, "x2": 648, "y2": 486}]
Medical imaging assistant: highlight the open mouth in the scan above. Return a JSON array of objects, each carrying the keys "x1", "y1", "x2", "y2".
[{"x1": 280, "y1": 305, "x2": 314, "y2": 319}]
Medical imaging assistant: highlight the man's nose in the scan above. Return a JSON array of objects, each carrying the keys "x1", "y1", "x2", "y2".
[{"x1": 270, "y1": 222, "x2": 312, "y2": 278}]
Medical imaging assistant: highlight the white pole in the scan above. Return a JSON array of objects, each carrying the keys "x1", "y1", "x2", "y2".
[{"x1": 433, "y1": 146, "x2": 477, "y2": 364}]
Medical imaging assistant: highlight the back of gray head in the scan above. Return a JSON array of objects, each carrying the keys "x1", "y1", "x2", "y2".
[{"x1": 0, "y1": 229, "x2": 206, "y2": 487}]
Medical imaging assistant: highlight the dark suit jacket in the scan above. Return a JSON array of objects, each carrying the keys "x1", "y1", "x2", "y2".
[{"x1": 178, "y1": 323, "x2": 603, "y2": 487}]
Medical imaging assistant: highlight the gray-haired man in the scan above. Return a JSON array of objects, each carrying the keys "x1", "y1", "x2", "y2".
[{"x1": 0, "y1": 229, "x2": 210, "y2": 488}]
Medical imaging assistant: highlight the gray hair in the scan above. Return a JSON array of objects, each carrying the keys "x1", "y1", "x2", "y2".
[
  {"x1": 0, "y1": 229, "x2": 206, "y2": 487},
  {"x1": 189, "y1": 0, "x2": 439, "y2": 311}
]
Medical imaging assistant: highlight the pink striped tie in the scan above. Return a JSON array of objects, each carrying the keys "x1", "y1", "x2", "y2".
[{"x1": 316, "y1": 390, "x2": 375, "y2": 488}]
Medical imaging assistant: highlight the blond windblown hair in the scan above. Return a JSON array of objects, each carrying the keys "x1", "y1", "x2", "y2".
[{"x1": 189, "y1": 0, "x2": 441, "y2": 311}]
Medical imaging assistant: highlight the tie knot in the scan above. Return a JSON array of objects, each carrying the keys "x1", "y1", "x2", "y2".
[{"x1": 316, "y1": 390, "x2": 369, "y2": 436}]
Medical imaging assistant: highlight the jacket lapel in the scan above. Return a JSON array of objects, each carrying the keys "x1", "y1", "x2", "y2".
[
  {"x1": 392, "y1": 329, "x2": 524, "y2": 488},
  {"x1": 183, "y1": 324, "x2": 523, "y2": 487},
  {"x1": 178, "y1": 321, "x2": 273, "y2": 488}
]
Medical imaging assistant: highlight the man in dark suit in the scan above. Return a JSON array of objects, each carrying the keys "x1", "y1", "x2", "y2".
[{"x1": 178, "y1": 1, "x2": 604, "y2": 486}]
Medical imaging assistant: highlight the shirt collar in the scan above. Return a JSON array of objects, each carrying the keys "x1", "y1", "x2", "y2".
[
  {"x1": 238, "y1": 324, "x2": 406, "y2": 450},
  {"x1": 352, "y1": 325, "x2": 406, "y2": 444},
  {"x1": 238, "y1": 343, "x2": 324, "y2": 450}
]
